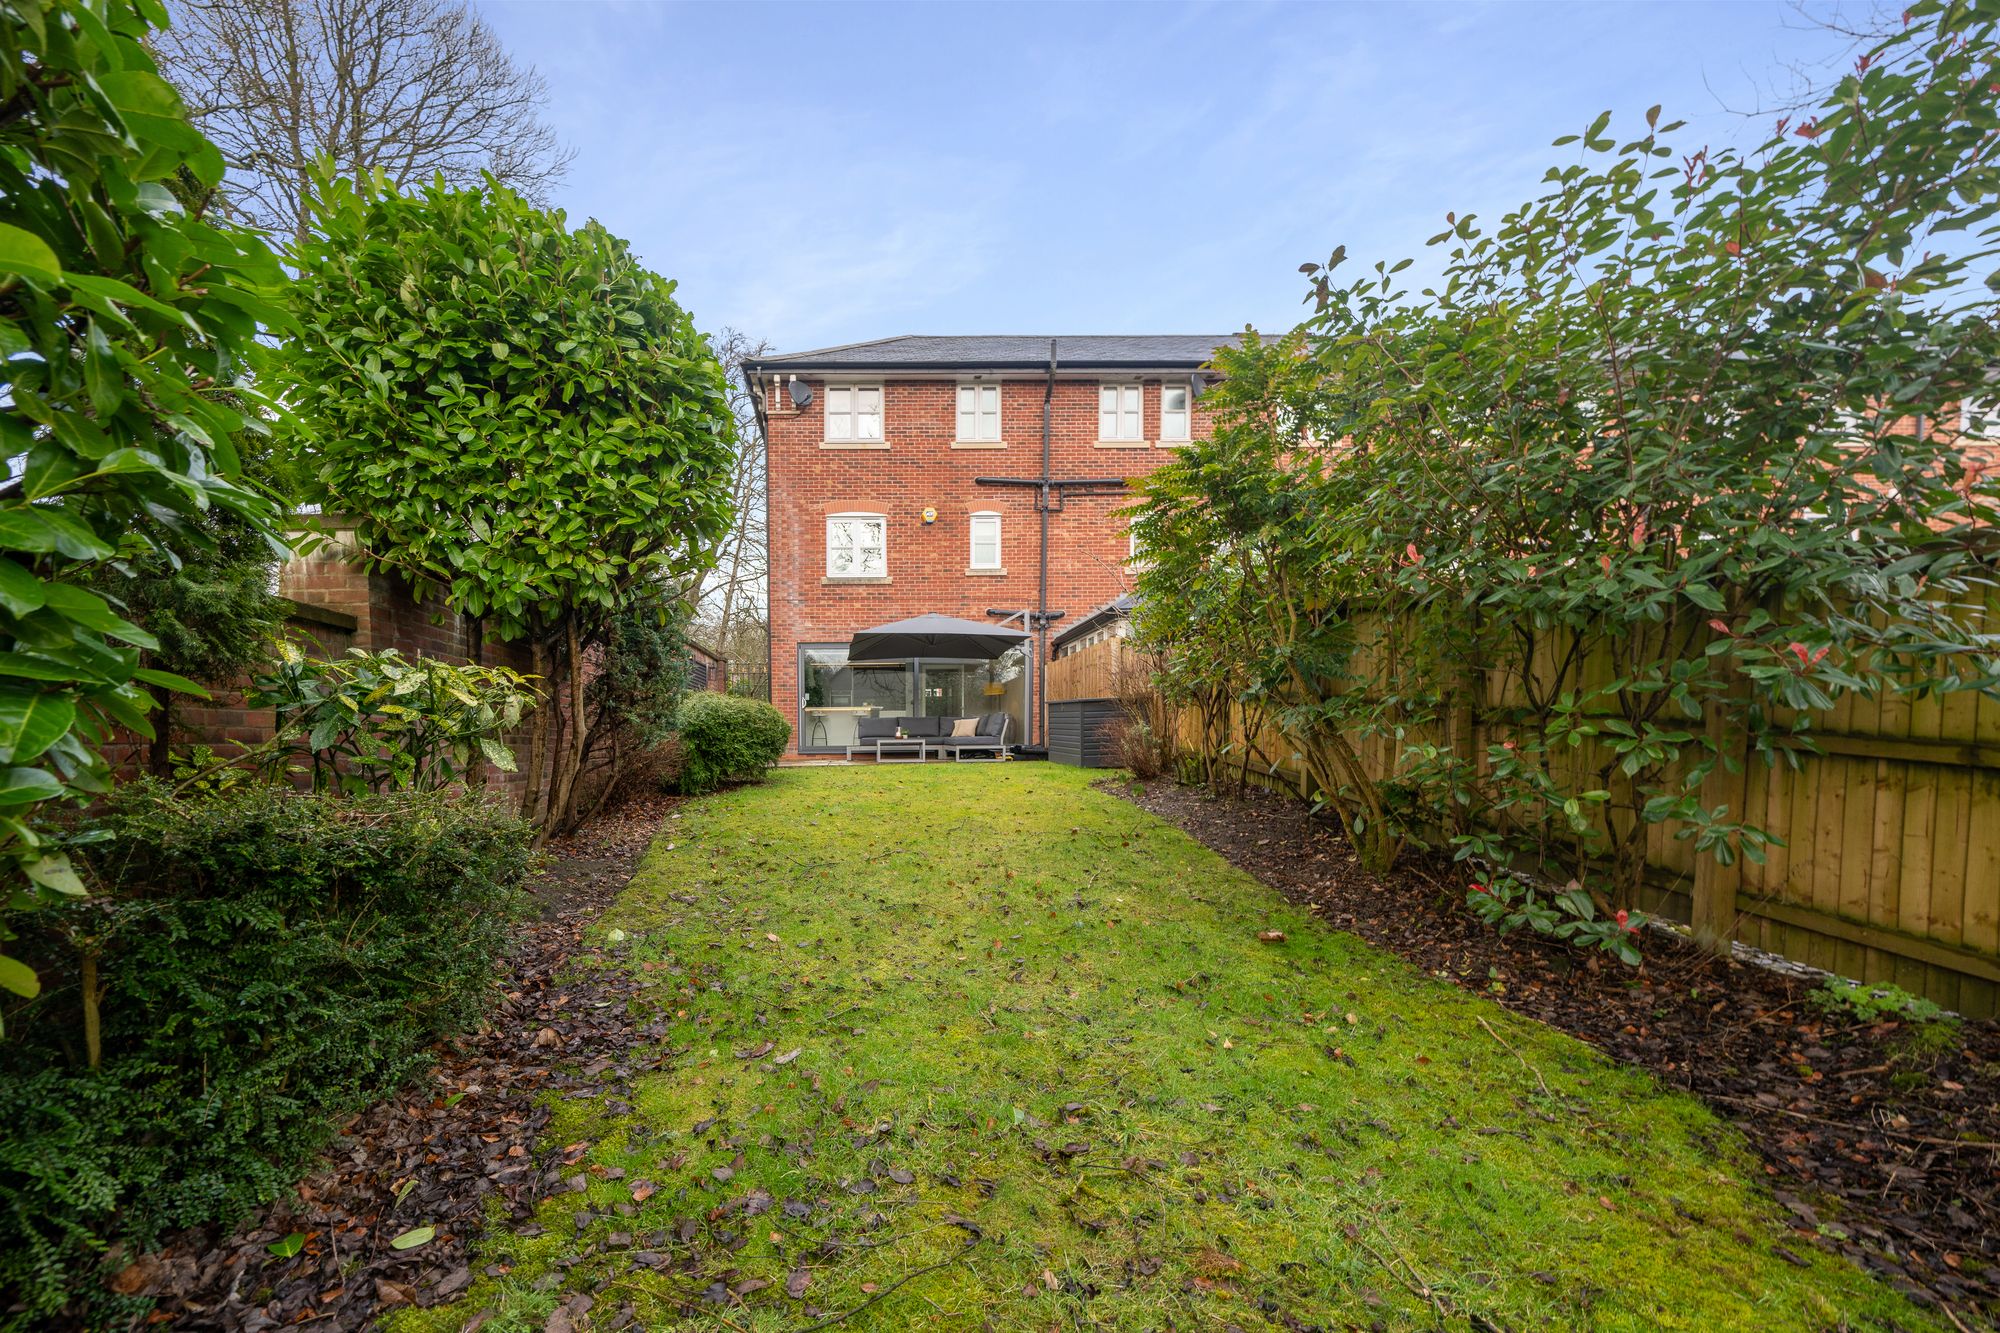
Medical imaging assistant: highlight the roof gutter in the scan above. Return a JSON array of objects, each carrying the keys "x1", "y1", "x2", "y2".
[{"x1": 741, "y1": 359, "x2": 1213, "y2": 375}]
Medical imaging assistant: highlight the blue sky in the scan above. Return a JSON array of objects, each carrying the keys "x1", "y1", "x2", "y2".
[{"x1": 479, "y1": 1, "x2": 1858, "y2": 355}]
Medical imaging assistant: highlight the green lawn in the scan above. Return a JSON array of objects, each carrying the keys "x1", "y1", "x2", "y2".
[{"x1": 405, "y1": 764, "x2": 1933, "y2": 1331}]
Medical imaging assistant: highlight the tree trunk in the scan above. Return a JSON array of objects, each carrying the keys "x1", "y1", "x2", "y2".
[
  {"x1": 147, "y1": 686, "x2": 173, "y2": 779},
  {"x1": 81, "y1": 948, "x2": 103, "y2": 1070},
  {"x1": 520, "y1": 632, "x2": 550, "y2": 829},
  {"x1": 549, "y1": 614, "x2": 590, "y2": 835}
]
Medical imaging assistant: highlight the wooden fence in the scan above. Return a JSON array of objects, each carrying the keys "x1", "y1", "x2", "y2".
[
  {"x1": 1057, "y1": 594, "x2": 2000, "y2": 1018},
  {"x1": 1046, "y1": 638, "x2": 1141, "y2": 703}
]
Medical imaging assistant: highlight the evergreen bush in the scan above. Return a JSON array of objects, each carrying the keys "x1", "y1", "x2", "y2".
[
  {"x1": 0, "y1": 785, "x2": 532, "y2": 1326},
  {"x1": 670, "y1": 694, "x2": 789, "y2": 795}
]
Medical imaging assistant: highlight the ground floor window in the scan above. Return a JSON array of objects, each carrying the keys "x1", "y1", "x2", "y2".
[{"x1": 797, "y1": 642, "x2": 1030, "y2": 752}]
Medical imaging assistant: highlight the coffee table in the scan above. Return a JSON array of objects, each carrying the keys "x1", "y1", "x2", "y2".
[{"x1": 874, "y1": 738, "x2": 927, "y2": 763}]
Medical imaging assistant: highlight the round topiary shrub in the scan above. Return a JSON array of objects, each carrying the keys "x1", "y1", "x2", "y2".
[{"x1": 671, "y1": 694, "x2": 791, "y2": 795}]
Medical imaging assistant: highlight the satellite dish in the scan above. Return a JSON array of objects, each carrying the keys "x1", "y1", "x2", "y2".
[
  {"x1": 787, "y1": 378, "x2": 813, "y2": 409},
  {"x1": 1189, "y1": 372, "x2": 1209, "y2": 400}
]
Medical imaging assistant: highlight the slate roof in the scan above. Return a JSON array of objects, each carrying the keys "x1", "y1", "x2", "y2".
[
  {"x1": 747, "y1": 334, "x2": 1241, "y2": 372},
  {"x1": 1051, "y1": 593, "x2": 1140, "y2": 651}
]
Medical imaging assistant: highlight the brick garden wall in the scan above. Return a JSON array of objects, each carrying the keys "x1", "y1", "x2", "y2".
[{"x1": 112, "y1": 522, "x2": 727, "y2": 796}]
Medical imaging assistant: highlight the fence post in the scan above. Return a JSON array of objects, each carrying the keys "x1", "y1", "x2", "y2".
[{"x1": 1691, "y1": 643, "x2": 1752, "y2": 952}]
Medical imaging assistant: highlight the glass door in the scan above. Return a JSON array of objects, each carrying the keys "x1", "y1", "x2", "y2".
[{"x1": 918, "y1": 662, "x2": 969, "y2": 720}]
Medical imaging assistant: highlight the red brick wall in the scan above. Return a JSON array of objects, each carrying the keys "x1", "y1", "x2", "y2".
[
  {"x1": 110, "y1": 529, "x2": 537, "y2": 794},
  {"x1": 117, "y1": 521, "x2": 731, "y2": 794},
  {"x1": 767, "y1": 374, "x2": 1215, "y2": 751}
]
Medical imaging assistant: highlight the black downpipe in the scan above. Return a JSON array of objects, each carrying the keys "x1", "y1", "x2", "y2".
[{"x1": 1037, "y1": 339, "x2": 1056, "y2": 748}]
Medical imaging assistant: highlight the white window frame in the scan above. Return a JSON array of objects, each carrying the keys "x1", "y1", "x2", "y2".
[
  {"x1": 956, "y1": 382, "x2": 1002, "y2": 443},
  {"x1": 968, "y1": 511, "x2": 1002, "y2": 571},
  {"x1": 824, "y1": 384, "x2": 884, "y2": 443},
  {"x1": 826, "y1": 512, "x2": 887, "y2": 579},
  {"x1": 1099, "y1": 382, "x2": 1143, "y2": 441},
  {"x1": 1160, "y1": 382, "x2": 1191, "y2": 442},
  {"x1": 1961, "y1": 398, "x2": 1999, "y2": 438}
]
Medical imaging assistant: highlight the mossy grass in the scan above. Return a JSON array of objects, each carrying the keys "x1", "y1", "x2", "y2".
[{"x1": 396, "y1": 765, "x2": 1935, "y2": 1331}]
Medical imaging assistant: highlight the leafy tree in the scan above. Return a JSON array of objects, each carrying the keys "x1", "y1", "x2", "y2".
[
  {"x1": 278, "y1": 172, "x2": 737, "y2": 834},
  {"x1": 1134, "y1": 0, "x2": 2000, "y2": 950},
  {"x1": 0, "y1": 0, "x2": 291, "y2": 1006},
  {"x1": 575, "y1": 590, "x2": 694, "y2": 817},
  {"x1": 94, "y1": 510, "x2": 282, "y2": 776},
  {"x1": 595, "y1": 592, "x2": 693, "y2": 748}
]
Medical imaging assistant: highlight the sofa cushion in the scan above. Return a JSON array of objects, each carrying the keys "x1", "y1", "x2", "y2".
[
  {"x1": 856, "y1": 718, "x2": 898, "y2": 741},
  {"x1": 951, "y1": 718, "x2": 980, "y2": 738},
  {"x1": 976, "y1": 712, "x2": 1008, "y2": 738}
]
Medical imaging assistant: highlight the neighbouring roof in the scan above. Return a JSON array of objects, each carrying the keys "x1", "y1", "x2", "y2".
[
  {"x1": 1052, "y1": 593, "x2": 1139, "y2": 651},
  {"x1": 746, "y1": 334, "x2": 1242, "y2": 373}
]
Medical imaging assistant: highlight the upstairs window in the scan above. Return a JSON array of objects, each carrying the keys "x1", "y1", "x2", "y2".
[
  {"x1": 969, "y1": 512, "x2": 1002, "y2": 570},
  {"x1": 1161, "y1": 383, "x2": 1191, "y2": 442},
  {"x1": 1962, "y1": 399, "x2": 1999, "y2": 438},
  {"x1": 957, "y1": 384, "x2": 1001, "y2": 441},
  {"x1": 825, "y1": 385, "x2": 883, "y2": 442},
  {"x1": 827, "y1": 513, "x2": 886, "y2": 578},
  {"x1": 1099, "y1": 383, "x2": 1142, "y2": 441}
]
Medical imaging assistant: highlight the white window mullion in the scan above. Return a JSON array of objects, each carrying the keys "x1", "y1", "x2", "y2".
[
  {"x1": 828, "y1": 513, "x2": 887, "y2": 578},
  {"x1": 1100, "y1": 383, "x2": 1143, "y2": 441},
  {"x1": 969, "y1": 512, "x2": 1001, "y2": 569},
  {"x1": 826, "y1": 386, "x2": 851, "y2": 441},
  {"x1": 823, "y1": 384, "x2": 883, "y2": 443},
  {"x1": 1162, "y1": 384, "x2": 1190, "y2": 442},
  {"x1": 959, "y1": 383, "x2": 1001, "y2": 441}
]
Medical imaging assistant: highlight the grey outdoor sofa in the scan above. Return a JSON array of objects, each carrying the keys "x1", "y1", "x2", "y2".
[{"x1": 847, "y1": 713, "x2": 1011, "y2": 761}]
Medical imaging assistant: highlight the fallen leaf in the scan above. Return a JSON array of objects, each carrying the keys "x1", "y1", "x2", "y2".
[
  {"x1": 1256, "y1": 930, "x2": 1286, "y2": 944},
  {"x1": 389, "y1": 1225, "x2": 435, "y2": 1250},
  {"x1": 773, "y1": 1048, "x2": 803, "y2": 1065},
  {"x1": 106, "y1": 1255, "x2": 162, "y2": 1296},
  {"x1": 787, "y1": 1265, "x2": 811, "y2": 1298},
  {"x1": 1195, "y1": 1247, "x2": 1244, "y2": 1276},
  {"x1": 375, "y1": 1278, "x2": 418, "y2": 1307}
]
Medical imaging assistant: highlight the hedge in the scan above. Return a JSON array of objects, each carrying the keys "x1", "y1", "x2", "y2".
[{"x1": 0, "y1": 785, "x2": 533, "y2": 1327}]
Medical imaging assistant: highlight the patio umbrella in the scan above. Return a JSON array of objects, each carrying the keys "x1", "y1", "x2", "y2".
[{"x1": 847, "y1": 613, "x2": 1029, "y2": 661}]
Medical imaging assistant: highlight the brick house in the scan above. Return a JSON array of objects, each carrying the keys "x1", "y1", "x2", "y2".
[{"x1": 747, "y1": 334, "x2": 1237, "y2": 756}]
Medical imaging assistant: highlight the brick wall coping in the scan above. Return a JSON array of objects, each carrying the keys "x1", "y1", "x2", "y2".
[{"x1": 279, "y1": 596, "x2": 360, "y2": 633}]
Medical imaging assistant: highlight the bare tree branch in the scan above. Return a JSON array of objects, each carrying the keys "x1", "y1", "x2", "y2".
[
  {"x1": 157, "y1": 0, "x2": 574, "y2": 241},
  {"x1": 688, "y1": 329, "x2": 771, "y2": 696}
]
